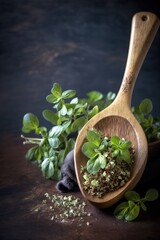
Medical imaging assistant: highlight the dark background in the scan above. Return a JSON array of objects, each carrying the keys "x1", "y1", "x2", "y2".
[
  {"x1": 0, "y1": 1, "x2": 160, "y2": 240},
  {"x1": 0, "y1": 0, "x2": 160, "y2": 134}
]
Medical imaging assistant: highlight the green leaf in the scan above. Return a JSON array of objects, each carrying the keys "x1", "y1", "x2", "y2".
[
  {"x1": 22, "y1": 113, "x2": 39, "y2": 132},
  {"x1": 82, "y1": 142, "x2": 98, "y2": 158},
  {"x1": 98, "y1": 154, "x2": 106, "y2": 169},
  {"x1": 49, "y1": 125, "x2": 64, "y2": 138},
  {"x1": 110, "y1": 136, "x2": 120, "y2": 146},
  {"x1": 125, "y1": 191, "x2": 141, "y2": 202},
  {"x1": 60, "y1": 105, "x2": 67, "y2": 116},
  {"x1": 70, "y1": 97, "x2": 78, "y2": 104},
  {"x1": 48, "y1": 137, "x2": 60, "y2": 148},
  {"x1": 119, "y1": 149, "x2": 131, "y2": 163},
  {"x1": 62, "y1": 90, "x2": 76, "y2": 99},
  {"x1": 125, "y1": 201, "x2": 140, "y2": 221},
  {"x1": 41, "y1": 158, "x2": 55, "y2": 179},
  {"x1": 42, "y1": 109, "x2": 58, "y2": 125},
  {"x1": 51, "y1": 83, "x2": 62, "y2": 97},
  {"x1": 107, "y1": 91, "x2": 116, "y2": 101},
  {"x1": 145, "y1": 188, "x2": 159, "y2": 201},
  {"x1": 120, "y1": 140, "x2": 131, "y2": 149},
  {"x1": 25, "y1": 146, "x2": 42, "y2": 161},
  {"x1": 86, "y1": 130, "x2": 101, "y2": 147},
  {"x1": 114, "y1": 202, "x2": 129, "y2": 220},
  {"x1": 112, "y1": 149, "x2": 119, "y2": 158},
  {"x1": 87, "y1": 91, "x2": 103, "y2": 102},
  {"x1": 88, "y1": 105, "x2": 99, "y2": 119},
  {"x1": 139, "y1": 98, "x2": 153, "y2": 115},
  {"x1": 71, "y1": 116, "x2": 87, "y2": 132},
  {"x1": 87, "y1": 157, "x2": 101, "y2": 174},
  {"x1": 46, "y1": 94, "x2": 58, "y2": 103},
  {"x1": 46, "y1": 83, "x2": 62, "y2": 103},
  {"x1": 62, "y1": 120, "x2": 72, "y2": 131}
]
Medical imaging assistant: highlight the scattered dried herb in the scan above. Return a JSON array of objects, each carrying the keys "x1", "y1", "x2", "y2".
[{"x1": 33, "y1": 192, "x2": 91, "y2": 225}]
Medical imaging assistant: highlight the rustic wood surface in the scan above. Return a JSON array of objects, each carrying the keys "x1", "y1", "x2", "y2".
[{"x1": 0, "y1": 1, "x2": 160, "y2": 239}]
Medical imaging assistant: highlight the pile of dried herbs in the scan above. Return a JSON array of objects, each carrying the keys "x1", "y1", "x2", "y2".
[
  {"x1": 33, "y1": 192, "x2": 91, "y2": 225},
  {"x1": 81, "y1": 129, "x2": 134, "y2": 198}
]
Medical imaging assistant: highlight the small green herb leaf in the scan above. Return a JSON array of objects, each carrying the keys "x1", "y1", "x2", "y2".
[
  {"x1": 60, "y1": 105, "x2": 67, "y2": 116},
  {"x1": 25, "y1": 145, "x2": 42, "y2": 161},
  {"x1": 51, "y1": 83, "x2": 62, "y2": 97},
  {"x1": 49, "y1": 125, "x2": 64, "y2": 138},
  {"x1": 87, "y1": 157, "x2": 101, "y2": 174},
  {"x1": 99, "y1": 154, "x2": 106, "y2": 169},
  {"x1": 114, "y1": 202, "x2": 129, "y2": 220},
  {"x1": 119, "y1": 149, "x2": 131, "y2": 163},
  {"x1": 22, "y1": 113, "x2": 39, "y2": 132},
  {"x1": 125, "y1": 191, "x2": 141, "y2": 202},
  {"x1": 144, "y1": 188, "x2": 159, "y2": 201},
  {"x1": 82, "y1": 142, "x2": 97, "y2": 158},
  {"x1": 107, "y1": 91, "x2": 116, "y2": 101},
  {"x1": 71, "y1": 116, "x2": 87, "y2": 132},
  {"x1": 88, "y1": 105, "x2": 99, "y2": 119},
  {"x1": 87, "y1": 91, "x2": 103, "y2": 101},
  {"x1": 139, "y1": 98, "x2": 153, "y2": 115},
  {"x1": 48, "y1": 137, "x2": 60, "y2": 148},
  {"x1": 41, "y1": 158, "x2": 55, "y2": 179},
  {"x1": 86, "y1": 129, "x2": 101, "y2": 147},
  {"x1": 42, "y1": 109, "x2": 58, "y2": 125},
  {"x1": 62, "y1": 90, "x2": 76, "y2": 99},
  {"x1": 110, "y1": 136, "x2": 120, "y2": 146},
  {"x1": 125, "y1": 201, "x2": 140, "y2": 221}
]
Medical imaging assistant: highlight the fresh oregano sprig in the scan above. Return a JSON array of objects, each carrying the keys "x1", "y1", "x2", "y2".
[
  {"x1": 132, "y1": 98, "x2": 160, "y2": 143},
  {"x1": 114, "y1": 188, "x2": 159, "y2": 221},
  {"x1": 21, "y1": 83, "x2": 115, "y2": 180},
  {"x1": 82, "y1": 129, "x2": 109, "y2": 174}
]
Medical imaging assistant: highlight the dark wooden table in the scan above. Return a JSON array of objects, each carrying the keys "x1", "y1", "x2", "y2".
[{"x1": 1, "y1": 1, "x2": 160, "y2": 239}]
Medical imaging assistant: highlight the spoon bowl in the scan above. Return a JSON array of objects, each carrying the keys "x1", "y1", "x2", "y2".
[{"x1": 74, "y1": 12, "x2": 160, "y2": 208}]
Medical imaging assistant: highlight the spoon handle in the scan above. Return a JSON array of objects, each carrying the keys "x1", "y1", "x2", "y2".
[{"x1": 116, "y1": 12, "x2": 160, "y2": 107}]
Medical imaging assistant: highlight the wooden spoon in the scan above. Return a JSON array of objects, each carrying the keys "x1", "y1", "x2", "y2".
[{"x1": 74, "y1": 12, "x2": 160, "y2": 208}]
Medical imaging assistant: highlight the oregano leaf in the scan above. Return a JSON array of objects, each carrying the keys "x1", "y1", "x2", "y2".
[
  {"x1": 62, "y1": 89, "x2": 76, "y2": 99},
  {"x1": 87, "y1": 91, "x2": 103, "y2": 101},
  {"x1": 125, "y1": 201, "x2": 140, "y2": 221},
  {"x1": 125, "y1": 190, "x2": 141, "y2": 202},
  {"x1": 82, "y1": 142, "x2": 97, "y2": 158},
  {"x1": 145, "y1": 188, "x2": 159, "y2": 201},
  {"x1": 22, "y1": 113, "x2": 39, "y2": 131},
  {"x1": 86, "y1": 130, "x2": 101, "y2": 147},
  {"x1": 49, "y1": 125, "x2": 64, "y2": 138},
  {"x1": 51, "y1": 83, "x2": 62, "y2": 97},
  {"x1": 42, "y1": 109, "x2": 58, "y2": 124},
  {"x1": 139, "y1": 98, "x2": 153, "y2": 115},
  {"x1": 114, "y1": 202, "x2": 129, "y2": 220}
]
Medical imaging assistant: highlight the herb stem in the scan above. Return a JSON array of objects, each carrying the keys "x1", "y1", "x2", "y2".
[{"x1": 21, "y1": 134, "x2": 43, "y2": 144}]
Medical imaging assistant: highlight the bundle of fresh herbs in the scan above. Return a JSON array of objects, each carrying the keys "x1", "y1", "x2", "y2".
[
  {"x1": 21, "y1": 82, "x2": 160, "y2": 181},
  {"x1": 21, "y1": 83, "x2": 116, "y2": 180}
]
